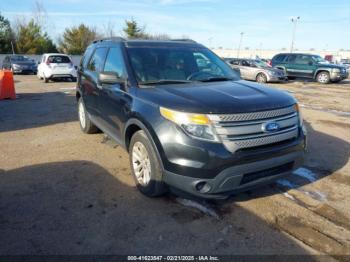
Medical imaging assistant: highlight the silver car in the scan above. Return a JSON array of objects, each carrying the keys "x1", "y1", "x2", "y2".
[{"x1": 225, "y1": 58, "x2": 287, "y2": 83}]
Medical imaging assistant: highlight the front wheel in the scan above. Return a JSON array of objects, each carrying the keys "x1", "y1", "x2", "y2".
[
  {"x1": 316, "y1": 71, "x2": 330, "y2": 84},
  {"x1": 129, "y1": 130, "x2": 166, "y2": 197},
  {"x1": 256, "y1": 73, "x2": 267, "y2": 83}
]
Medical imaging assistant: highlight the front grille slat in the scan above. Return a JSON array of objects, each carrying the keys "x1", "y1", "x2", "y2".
[{"x1": 208, "y1": 106, "x2": 299, "y2": 152}]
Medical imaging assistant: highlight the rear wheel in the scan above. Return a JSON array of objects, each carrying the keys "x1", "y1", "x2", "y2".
[
  {"x1": 129, "y1": 130, "x2": 166, "y2": 197},
  {"x1": 316, "y1": 71, "x2": 330, "y2": 84},
  {"x1": 43, "y1": 75, "x2": 49, "y2": 83},
  {"x1": 78, "y1": 98, "x2": 99, "y2": 134},
  {"x1": 256, "y1": 73, "x2": 267, "y2": 83}
]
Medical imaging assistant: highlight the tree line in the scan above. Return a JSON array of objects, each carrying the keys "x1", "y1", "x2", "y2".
[{"x1": 0, "y1": 13, "x2": 170, "y2": 55}]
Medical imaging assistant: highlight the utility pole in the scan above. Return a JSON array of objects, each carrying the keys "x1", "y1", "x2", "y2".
[
  {"x1": 237, "y1": 32, "x2": 244, "y2": 58},
  {"x1": 11, "y1": 41, "x2": 15, "y2": 54},
  {"x1": 290, "y1": 16, "x2": 300, "y2": 53}
]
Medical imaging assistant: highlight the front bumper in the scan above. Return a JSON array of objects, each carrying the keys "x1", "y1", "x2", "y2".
[
  {"x1": 164, "y1": 150, "x2": 304, "y2": 199},
  {"x1": 158, "y1": 121, "x2": 306, "y2": 199},
  {"x1": 330, "y1": 71, "x2": 349, "y2": 81},
  {"x1": 267, "y1": 75, "x2": 288, "y2": 82}
]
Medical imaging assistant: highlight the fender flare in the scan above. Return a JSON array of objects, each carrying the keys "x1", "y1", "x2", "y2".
[
  {"x1": 123, "y1": 118, "x2": 166, "y2": 170},
  {"x1": 314, "y1": 68, "x2": 331, "y2": 79}
]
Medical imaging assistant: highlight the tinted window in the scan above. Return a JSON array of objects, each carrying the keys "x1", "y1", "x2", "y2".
[
  {"x1": 87, "y1": 48, "x2": 108, "y2": 72},
  {"x1": 286, "y1": 55, "x2": 296, "y2": 63},
  {"x1": 81, "y1": 47, "x2": 94, "y2": 69},
  {"x1": 295, "y1": 55, "x2": 312, "y2": 64},
  {"x1": 48, "y1": 55, "x2": 71, "y2": 63},
  {"x1": 103, "y1": 47, "x2": 125, "y2": 77},
  {"x1": 229, "y1": 59, "x2": 239, "y2": 65},
  {"x1": 273, "y1": 54, "x2": 286, "y2": 63}
]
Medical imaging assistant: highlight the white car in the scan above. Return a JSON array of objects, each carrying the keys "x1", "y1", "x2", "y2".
[{"x1": 37, "y1": 53, "x2": 77, "y2": 83}]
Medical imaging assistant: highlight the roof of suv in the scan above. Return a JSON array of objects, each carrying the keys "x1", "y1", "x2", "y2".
[
  {"x1": 91, "y1": 37, "x2": 203, "y2": 48},
  {"x1": 274, "y1": 53, "x2": 317, "y2": 57}
]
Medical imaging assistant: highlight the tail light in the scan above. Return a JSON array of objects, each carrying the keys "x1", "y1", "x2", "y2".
[
  {"x1": 268, "y1": 60, "x2": 272, "y2": 66},
  {"x1": 46, "y1": 61, "x2": 51, "y2": 68}
]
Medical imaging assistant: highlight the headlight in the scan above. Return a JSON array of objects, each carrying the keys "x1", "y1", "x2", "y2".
[
  {"x1": 160, "y1": 107, "x2": 219, "y2": 142},
  {"x1": 294, "y1": 103, "x2": 303, "y2": 127},
  {"x1": 12, "y1": 64, "x2": 20, "y2": 69},
  {"x1": 268, "y1": 70, "x2": 277, "y2": 76}
]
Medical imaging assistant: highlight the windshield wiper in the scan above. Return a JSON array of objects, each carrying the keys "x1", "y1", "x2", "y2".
[
  {"x1": 139, "y1": 79, "x2": 193, "y2": 85},
  {"x1": 197, "y1": 77, "x2": 234, "y2": 82}
]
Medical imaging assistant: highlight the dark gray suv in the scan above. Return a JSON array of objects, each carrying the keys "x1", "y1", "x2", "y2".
[{"x1": 77, "y1": 38, "x2": 306, "y2": 199}]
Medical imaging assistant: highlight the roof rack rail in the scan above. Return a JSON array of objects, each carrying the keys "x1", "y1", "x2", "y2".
[
  {"x1": 93, "y1": 37, "x2": 125, "y2": 43},
  {"x1": 170, "y1": 39, "x2": 196, "y2": 43}
]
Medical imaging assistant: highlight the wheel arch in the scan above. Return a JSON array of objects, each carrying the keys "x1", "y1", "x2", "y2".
[
  {"x1": 314, "y1": 68, "x2": 331, "y2": 79},
  {"x1": 123, "y1": 118, "x2": 165, "y2": 169}
]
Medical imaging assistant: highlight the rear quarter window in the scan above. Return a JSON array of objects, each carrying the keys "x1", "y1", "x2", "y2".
[{"x1": 273, "y1": 54, "x2": 286, "y2": 63}]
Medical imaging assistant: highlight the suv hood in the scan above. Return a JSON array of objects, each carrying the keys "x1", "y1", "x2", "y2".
[
  {"x1": 317, "y1": 63, "x2": 345, "y2": 69},
  {"x1": 137, "y1": 80, "x2": 296, "y2": 114}
]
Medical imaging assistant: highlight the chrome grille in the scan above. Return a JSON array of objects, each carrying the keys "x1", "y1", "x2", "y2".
[
  {"x1": 209, "y1": 106, "x2": 299, "y2": 152},
  {"x1": 209, "y1": 105, "x2": 296, "y2": 122}
]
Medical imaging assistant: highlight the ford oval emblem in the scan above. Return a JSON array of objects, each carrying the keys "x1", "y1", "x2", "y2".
[{"x1": 262, "y1": 122, "x2": 280, "y2": 132}]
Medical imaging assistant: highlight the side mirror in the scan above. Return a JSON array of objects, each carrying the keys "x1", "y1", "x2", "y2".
[
  {"x1": 98, "y1": 72, "x2": 125, "y2": 85},
  {"x1": 37, "y1": 61, "x2": 40, "y2": 65}
]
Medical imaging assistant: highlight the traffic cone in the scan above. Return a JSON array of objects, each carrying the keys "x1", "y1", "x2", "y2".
[{"x1": 0, "y1": 70, "x2": 16, "y2": 100}]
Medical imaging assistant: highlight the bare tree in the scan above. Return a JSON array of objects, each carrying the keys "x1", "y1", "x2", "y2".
[{"x1": 103, "y1": 20, "x2": 117, "y2": 38}]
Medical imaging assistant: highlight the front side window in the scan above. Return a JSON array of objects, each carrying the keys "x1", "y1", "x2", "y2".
[
  {"x1": 87, "y1": 48, "x2": 108, "y2": 72},
  {"x1": 103, "y1": 47, "x2": 125, "y2": 78},
  {"x1": 295, "y1": 55, "x2": 312, "y2": 65},
  {"x1": 126, "y1": 46, "x2": 239, "y2": 84}
]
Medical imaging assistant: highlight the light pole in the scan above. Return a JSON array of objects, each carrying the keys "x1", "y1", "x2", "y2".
[
  {"x1": 208, "y1": 37, "x2": 213, "y2": 48},
  {"x1": 237, "y1": 32, "x2": 244, "y2": 58},
  {"x1": 290, "y1": 16, "x2": 300, "y2": 53}
]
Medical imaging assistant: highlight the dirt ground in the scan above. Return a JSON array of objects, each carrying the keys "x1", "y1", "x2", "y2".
[{"x1": 0, "y1": 75, "x2": 349, "y2": 259}]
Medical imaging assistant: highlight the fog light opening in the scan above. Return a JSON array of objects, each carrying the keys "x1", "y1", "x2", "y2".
[{"x1": 195, "y1": 181, "x2": 211, "y2": 193}]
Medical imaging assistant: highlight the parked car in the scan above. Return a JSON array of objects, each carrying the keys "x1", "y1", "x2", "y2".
[
  {"x1": 271, "y1": 53, "x2": 349, "y2": 84},
  {"x1": 37, "y1": 53, "x2": 77, "y2": 83},
  {"x1": 1, "y1": 55, "x2": 37, "y2": 74},
  {"x1": 225, "y1": 58, "x2": 287, "y2": 83},
  {"x1": 76, "y1": 38, "x2": 306, "y2": 199},
  {"x1": 340, "y1": 59, "x2": 350, "y2": 70}
]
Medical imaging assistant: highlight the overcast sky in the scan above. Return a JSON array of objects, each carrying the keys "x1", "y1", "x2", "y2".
[{"x1": 1, "y1": 0, "x2": 350, "y2": 50}]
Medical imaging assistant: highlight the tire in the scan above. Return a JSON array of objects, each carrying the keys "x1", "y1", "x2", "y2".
[
  {"x1": 256, "y1": 73, "x2": 267, "y2": 83},
  {"x1": 78, "y1": 98, "x2": 99, "y2": 134},
  {"x1": 44, "y1": 75, "x2": 49, "y2": 83},
  {"x1": 129, "y1": 130, "x2": 166, "y2": 197},
  {"x1": 316, "y1": 71, "x2": 330, "y2": 84}
]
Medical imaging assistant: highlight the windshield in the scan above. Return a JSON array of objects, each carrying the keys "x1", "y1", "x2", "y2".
[
  {"x1": 11, "y1": 55, "x2": 31, "y2": 62},
  {"x1": 126, "y1": 46, "x2": 239, "y2": 84},
  {"x1": 311, "y1": 55, "x2": 328, "y2": 63}
]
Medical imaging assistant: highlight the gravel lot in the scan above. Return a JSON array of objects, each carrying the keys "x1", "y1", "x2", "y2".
[{"x1": 0, "y1": 75, "x2": 349, "y2": 258}]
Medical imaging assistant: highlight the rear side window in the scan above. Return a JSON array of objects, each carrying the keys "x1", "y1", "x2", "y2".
[
  {"x1": 103, "y1": 47, "x2": 125, "y2": 78},
  {"x1": 87, "y1": 48, "x2": 108, "y2": 72},
  {"x1": 229, "y1": 59, "x2": 239, "y2": 65},
  {"x1": 48, "y1": 55, "x2": 71, "y2": 63},
  {"x1": 273, "y1": 54, "x2": 286, "y2": 63},
  {"x1": 286, "y1": 55, "x2": 296, "y2": 63},
  {"x1": 295, "y1": 55, "x2": 312, "y2": 64}
]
